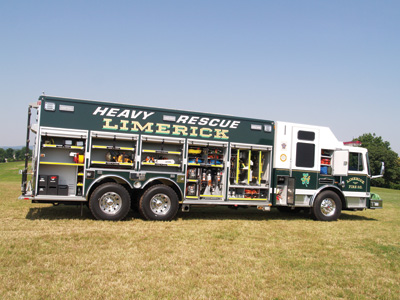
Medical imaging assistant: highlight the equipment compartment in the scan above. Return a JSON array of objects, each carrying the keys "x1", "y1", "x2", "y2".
[
  {"x1": 140, "y1": 136, "x2": 184, "y2": 172},
  {"x1": 37, "y1": 129, "x2": 88, "y2": 197},
  {"x1": 228, "y1": 144, "x2": 272, "y2": 201},
  {"x1": 185, "y1": 140, "x2": 228, "y2": 200},
  {"x1": 90, "y1": 131, "x2": 138, "y2": 169}
]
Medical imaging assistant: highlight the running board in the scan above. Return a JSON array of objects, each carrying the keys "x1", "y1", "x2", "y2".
[
  {"x1": 183, "y1": 199, "x2": 271, "y2": 206},
  {"x1": 19, "y1": 195, "x2": 86, "y2": 202}
]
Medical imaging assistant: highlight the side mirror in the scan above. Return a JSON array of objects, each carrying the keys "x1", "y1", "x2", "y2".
[
  {"x1": 371, "y1": 162, "x2": 385, "y2": 179},
  {"x1": 380, "y1": 162, "x2": 385, "y2": 175}
]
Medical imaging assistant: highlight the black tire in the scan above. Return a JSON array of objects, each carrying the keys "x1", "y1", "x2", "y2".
[
  {"x1": 139, "y1": 184, "x2": 179, "y2": 221},
  {"x1": 312, "y1": 190, "x2": 342, "y2": 221},
  {"x1": 89, "y1": 183, "x2": 131, "y2": 221}
]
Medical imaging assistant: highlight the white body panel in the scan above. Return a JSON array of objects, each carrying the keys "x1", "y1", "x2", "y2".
[{"x1": 273, "y1": 121, "x2": 344, "y2": 170}]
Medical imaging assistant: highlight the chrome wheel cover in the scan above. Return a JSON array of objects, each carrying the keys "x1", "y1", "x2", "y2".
[
  {"x1": 320, "y1": 198, "x2": 336, "y2": 217},
  {"x1": 150, "y1": 193, "x2": 171, "y2": 215},
  {"x1": 99, "y1": 192, "x2": 122, "y2": 215}
]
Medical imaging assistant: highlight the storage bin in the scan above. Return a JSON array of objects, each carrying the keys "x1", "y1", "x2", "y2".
[{"x1": 320, "y1": 166, "x2": 328, "y2": 175}]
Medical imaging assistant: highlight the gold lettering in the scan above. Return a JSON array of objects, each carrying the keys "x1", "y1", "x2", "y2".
[
  {"x1": 131, "y1": 121, "x2": 154, "y2": 133},
  {"x1": 190, "y1": 127, "x2": 198, "y2": 137},
  {"x1": 103, "y1": 118, "x2": 118, "y2": 130},
  {"x1": 120, "y1": 120, "x2": 130, "y2": 131},
  {"x1": 172, "y1": 125, "x2": 188, "y2": 136},
  {"x1": 156, "y1": 123, "x2": 170, "y2": 135},
  {"x1": 214, "y1": 129, "x2": 229, "y2": 139},
  {"x1": 200, "y1": 128, "x2": 212, "y2": 138}
]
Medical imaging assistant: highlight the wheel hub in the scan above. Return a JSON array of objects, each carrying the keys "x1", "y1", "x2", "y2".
[
  {"x1": 320, "y1": 198, "x2": 336, "y2": 217},
  {"x1": 99, "y1": 192, "x2": 122, "y2": 215},
  {"x1": 150, "y1": 193, "x2": 171, "y2": 215}
]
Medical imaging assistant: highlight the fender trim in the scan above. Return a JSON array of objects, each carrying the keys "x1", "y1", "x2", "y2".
[
  {"x1": 142, "y1": 177, "x2": 184, "y2": 200},
  {"x1": 309, "y1": 185, "x2": 345, "y2": 207},
  {"x1": 86, "y1": 174, "x2": 134, "y2": 199}
]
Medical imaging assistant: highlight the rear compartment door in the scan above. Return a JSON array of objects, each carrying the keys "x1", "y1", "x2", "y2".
[{"x1": 332, "y1": 150, "x2": 349, "y2": 176}]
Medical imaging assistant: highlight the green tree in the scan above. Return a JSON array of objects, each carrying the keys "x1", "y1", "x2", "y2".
[
  {"x1": 5, "y1": 148, "x2": 14, "y2": 161},
  {"x1": 16, "y1": 147, "x2": 32, "y2": 160},
  {"x1": 0, "y1": 148, "x2": 5, "y2": 162},
  {"x1": 355, "y1": 133, "x2": 400, "y2": 189}
]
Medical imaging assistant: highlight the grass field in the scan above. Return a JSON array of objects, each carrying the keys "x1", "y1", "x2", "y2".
[{"x1": 1, "y1": 161, "x2": 399, "y2": 299}]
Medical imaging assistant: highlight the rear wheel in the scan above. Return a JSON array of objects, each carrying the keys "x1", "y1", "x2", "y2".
[
  {"x1": 89, "y1": 183, "x2": 131, "y2": 221},
  {"x1": 312, "y1": 190, "x2": 342, "y2": 221},
  {"x1": 139, "y1": 185, "x2": 179, "y2": 221}
]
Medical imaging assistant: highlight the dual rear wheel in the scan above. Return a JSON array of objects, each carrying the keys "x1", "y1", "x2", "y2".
[{"x1": 89, "y1": 183, "x2": 179, "y2": 221}]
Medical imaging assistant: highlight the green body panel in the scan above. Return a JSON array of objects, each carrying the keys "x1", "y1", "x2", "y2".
[
  {"x1": 39, "y1": 96, "x2": 274, "y2": 146},
  {"x1": 292, "y1": 171, "x2": 318, "y2": 190},
  {"x1": 38, "y1": 96, "x2": 274, "y2": 200},
  {"x1": 341, "y1": 174, "x2": 368, "y2": 192}
]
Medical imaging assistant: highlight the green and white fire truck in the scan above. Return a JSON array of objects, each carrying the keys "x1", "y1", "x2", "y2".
[{"x1": 20, "y1": 95, "x2": 383, "y2": 221}]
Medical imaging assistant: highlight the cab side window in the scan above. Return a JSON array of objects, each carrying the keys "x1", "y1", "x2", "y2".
[
  {"x1": 295, "y1": 130, "x2": 315, "y2": 168},
  {"x1": 349, "y1": 152, "x2": 364, "y2": 172}
]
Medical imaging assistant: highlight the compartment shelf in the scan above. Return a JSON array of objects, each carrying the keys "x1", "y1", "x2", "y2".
[
  {"x1": 142, "y1": 162, "x2": 181, "y2": 167},
  {"x1": 43, "y1": 144, "x2": 84, "y2": 150},
  {"x1": 229, "y1": 184, "x2": 266, "y2": 188},
  {"x1": 92, "y1": 145, "x2": 135, "y2": 151},
  {"x1": 142, "y1": 149, "x2": 182, "y2": 155},
  {"x1": 92, "y1": 161, "x2": 134, "y2": 166},
  {"x1": 188, "y1": 163, "x2": 223, "y2": 168},
  {"x1": 40, "y1": 162, "x2": 84, "y2": 166},
  {"x1": 200, "y1": 195, "x2": 223, "y2": 198}
]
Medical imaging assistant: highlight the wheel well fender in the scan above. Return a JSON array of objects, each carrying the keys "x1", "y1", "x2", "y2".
[
  {"x1": 86, "y1": 175, "x2": 133, "y2": 201},
  {"x1": 310, "y1": 185, "x2": 346, "y2": 209}
]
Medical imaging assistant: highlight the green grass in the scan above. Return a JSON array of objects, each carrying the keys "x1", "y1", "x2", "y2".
[
  {"x1": 1, "y1": 161, "x2": 399, "y2": 299},
  {"x1": 0, "y1": 160, "x2": 25, "y2": 182}
]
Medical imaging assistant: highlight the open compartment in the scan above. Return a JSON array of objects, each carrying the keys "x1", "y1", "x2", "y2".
[
  {"x1": 320, "y1": 149, "x2": 333, "y2": 175},
  {"x1": 228, "y1": 143, "x2": 272, "y2": 201},
  {"x1": 185, "y1": 140, "x2": 228, "y2": 200},
  {"x1": 140, "y1": 136, "x2": 184, "y2": 172},
  {"x1": 37, "y1": 127, "x2": 87, "y2": 196},
  {"x1": 90, "y1": 131, "x2": 138, "y2": 169}
]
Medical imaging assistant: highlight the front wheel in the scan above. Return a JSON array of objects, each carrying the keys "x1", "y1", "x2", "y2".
[
  {"x1": 89, "y1": 183, "x2": 131, "y2": 221},
  {"x1": 312, "y1": 190, "x2": 342, "y2": 221},
  {"x1": 139, "y1": 185, "x2": 179, "y2": 221}
]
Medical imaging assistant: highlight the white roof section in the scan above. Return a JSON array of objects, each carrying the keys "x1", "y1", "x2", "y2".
[{"x1": 275, "y1": 121, "x2": 343, "y2": 150}]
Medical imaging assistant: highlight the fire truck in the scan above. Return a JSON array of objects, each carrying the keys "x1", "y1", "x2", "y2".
[{"x1": 20, "y1": 95, "x2": 383, "y2": 221}]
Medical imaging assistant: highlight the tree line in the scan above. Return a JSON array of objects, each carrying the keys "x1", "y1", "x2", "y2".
[
  {"x1": 355, "y1": 134, "x2": 400, "y2": 190},
  {"x1": 0, "y1": 147, "x2": 32, "y2": 162}
]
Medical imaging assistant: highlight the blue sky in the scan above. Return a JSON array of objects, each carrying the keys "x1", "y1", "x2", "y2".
[{"x1": 1, "y1": 0, "x2": 399, "y2": 154}]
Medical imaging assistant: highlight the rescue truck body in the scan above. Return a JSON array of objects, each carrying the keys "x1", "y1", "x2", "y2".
[{"x1": 20, "y1": 96, "x2": 383, "y2": 221}]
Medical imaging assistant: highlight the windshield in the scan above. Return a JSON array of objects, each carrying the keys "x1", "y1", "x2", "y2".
[{"x1": 366, "y1": 152, "x2": 371, "y2": 176}]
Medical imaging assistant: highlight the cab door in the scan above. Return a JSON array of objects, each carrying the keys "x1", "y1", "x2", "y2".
[{"x1": 339, "y1": 151, "x2": 369, "y2": 209}]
